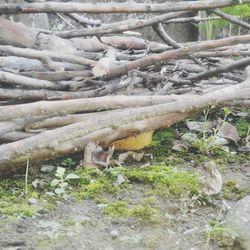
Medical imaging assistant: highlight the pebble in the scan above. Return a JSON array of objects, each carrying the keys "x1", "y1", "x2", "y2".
[
  {"x1": 28, "y1": 198, "x2": 38, "y2": 205},
  {"x1": 110, "y1": 229, "x2": 119, "y2": 239}
]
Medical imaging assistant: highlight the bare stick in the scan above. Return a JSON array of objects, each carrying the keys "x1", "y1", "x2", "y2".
[
  {"x1": 66, "y1": 13, "x2": 101, "y2": 27},
  {"x1": 55, "y1": 12, "x2": 187, "y2": 38},
  {"x1": 0, "y1": 45, "x2": 95, "y2": 66},
  {"x1": 152, "y1": 23, "x2": 181, "y2": 48},
  {"x1": 0, "y1": 95, "x2": 184, "y2": 122},
  {"x1": 189, "y1": 57, "x2": 250, "y2": 81},
  {"x1": 105, "y1": 34, "x2": 250, "y2": 79},
  {"x1": 165, "y1": 16, "x2": 222, "y2": 24},
  {"x1": 0, "y1": 71, "x2": 64, "y2": 90},
  {"x1": 1, "y1": 0, "x2": 250, "y2": 14},
  {"x1": 212, "y1": 9, "x2": 250, "y2": 30}
]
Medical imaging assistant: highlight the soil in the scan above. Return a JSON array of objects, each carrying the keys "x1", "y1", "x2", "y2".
[
  {"x1": 0, "y1": 158, "x2": 249, "y2": 250},
  {"x1": 0, "y1": 119, "x2": 249, "y2": 250}
]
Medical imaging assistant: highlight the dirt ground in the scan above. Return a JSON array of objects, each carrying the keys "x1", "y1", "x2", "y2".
[
  {"x1": 0, "y1": 119, "x2": 249, "y2": 250},
  {"x1": 0, "y1": 159, "x2": 249, "y2": 250}
]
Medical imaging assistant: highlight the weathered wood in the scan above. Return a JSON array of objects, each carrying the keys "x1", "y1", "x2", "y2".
[
  {"x1": 55, "y1": 11, "x2": 188, "y2": 38},
  {"x1": 1, "y1": 0, "x2": 249, "y2": 14},
  {"x1": 105, "y1": 35, "x2": 250, "y2": 79},
  {"x1": 0, "y1": 79, "x2": 249, "y2": 175},
  {"x1": 189, "y1": 57, "x2": 250, "y2": 81},
  {"x1": 0, "y1": 95, "x2": 183, "y2": 122}
]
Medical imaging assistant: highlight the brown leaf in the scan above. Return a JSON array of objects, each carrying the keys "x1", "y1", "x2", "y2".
[{"x1": 217, "y1": 119, "x2": 240, "y2": 144}]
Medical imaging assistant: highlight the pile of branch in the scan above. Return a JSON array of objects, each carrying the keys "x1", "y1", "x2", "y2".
[{"x1": 0, "y1": 1, "x2": 250, "y2": 175}]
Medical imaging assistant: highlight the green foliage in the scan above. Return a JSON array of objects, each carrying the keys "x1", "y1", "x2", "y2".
[
  {"x1": 206, "y1": 220, "x2": 235, "y2": 244},
  {"x1": 182, "y1": 107, "x2": 232, "y2": 155},
  {"x1": 60, "y1": 158, "x2": 76, "y2": 168},
  {"x1": 104, "y1": 201, "x2": 130, "y2": 217},
  {"x1": 235, "y1": 117, "x2": 249, "y2": 137},
  {"x1": 223, "y1": 180, "x2": 248, "y2": 200},
  {"x1": 0, "y1": 201, "x2": 39, "y2": 218},
  {"x1": 147, "y1": 128, "x2": 175, "y2": 161},
  {"x1": 51, "y1": 167, "x2": 79, "y2": 197}
]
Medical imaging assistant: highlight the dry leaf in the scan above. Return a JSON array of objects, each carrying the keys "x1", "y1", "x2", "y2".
[
  {"x1": 118, "y1": 151, "x2": 144, "y2": 163},
  {"x1": 83, "y1": 142, "x2": 114, "y2": 168},
  {"x1": 203, "y1": 161, "x2": 223, "y2": 195},
  {"x1": 217, "y1": 118, "x2": 240, "y2": 144},
  {"x1": 113, "y1": 174, "x2": 126, "y2": 186},
  {"x1": 186, "y1": 121, "x2": 214, "y2": 132},
  {"x1": 172, "y1": 139, "x2": 190, "y2": 151}
]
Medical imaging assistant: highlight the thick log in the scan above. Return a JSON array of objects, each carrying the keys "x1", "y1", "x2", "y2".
[
  {"x1": 0, "y1": 131, "x2": 35, "y2": 143},
  {"x1": 0, "y1": 95, "x2": 183, "y2": 121},
  {"x1": 0, "y1": 45, "x2": 95, "y2": 66},
  {"x1": 1, "y1": 0, "x2": 249, "y2": 14},
  {"x1": 0, "y1": 17, "x2": 77, "y2": 52},
  {"x1": 0, "y1": 78, "x2": 249, "y2": 175},
  {"x1": 0, "y1": 71, "x2": 64, "y2": 90}
]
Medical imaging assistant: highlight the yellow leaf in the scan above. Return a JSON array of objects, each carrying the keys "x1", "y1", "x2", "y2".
[{"x1": 112, "y1": 131, "x2": 154, "y2": 151}]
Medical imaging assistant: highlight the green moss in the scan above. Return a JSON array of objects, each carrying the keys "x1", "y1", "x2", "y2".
[
  {"x1": 104, "y1": 201, "x2": 130, "y2": 217},
  {"x1": 71, "y1": 168, "x2": 121, "y2": 200},
  {"x1": 0, "y1": 201, "x2": 39, "y2": 218},
  {"x1": 104, "y1": 199, "x2": 160, "y2": 225},
  {"x1": 223, "y1": 180, "x2": 248, "y2": 200},
  {"x1": 235, "y1": 117, "x2": 249, "y2": 137},
  {"x1": 124, "y1": 165, "x2": 201, "y2": 197},
  {"x1": 62, "y1": 219, "x2": 76, "y2": 226},
  {"x1": 146, "y1": 128, "x2": 175, "y2": 161},
  {"x1": 0, "y1": 176, "x2": 56, "y2": 218},
  {"x1": 130, "y1": 205, "x2": 160, "y2": 225}
]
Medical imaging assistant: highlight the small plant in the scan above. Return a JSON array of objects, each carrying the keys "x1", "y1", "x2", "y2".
[
  {"x1": 205, "y1": 220, "x2": 235, "y2": 245},
  {"x1": 60, "y1": 158, "x2": 76, "y2": 168},
  {"x1": 51, "y1": 167, "x2": 79, "y2": 198},
  {"x1": 182, "y1": 107, "x2": 232, "y2": 155}
]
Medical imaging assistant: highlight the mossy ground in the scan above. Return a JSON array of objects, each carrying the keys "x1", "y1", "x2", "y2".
[{"x1": 0, "y1": 109, "x2": 249, "y2": 249}]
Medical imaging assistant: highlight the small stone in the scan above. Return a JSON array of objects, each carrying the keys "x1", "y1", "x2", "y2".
[
  {"x1": 114, "y1": 174, "x2": 126, "y2": 186},
  {"x1": 40, "y1": 164, "x2": 55, "y2": 173},
  {"x1": 28, "y1": 198, "x2": 38, "y2": 205},
  {"x1": 110, "y1": 229, "x2": 119, "y2": 239},
  {"x1": 224, "y1": 195, "x2": 250, "y2": 249}
]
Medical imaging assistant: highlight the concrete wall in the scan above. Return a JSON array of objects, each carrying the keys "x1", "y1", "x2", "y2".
[{"x1": 3, "y1": 0, "x2": 198, "y2": 43}]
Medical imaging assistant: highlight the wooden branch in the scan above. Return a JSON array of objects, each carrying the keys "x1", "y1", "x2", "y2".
[
  {"x1": 105, "y1": 34, "x2": 250, "y2": 79},
  {"x1": 189, "y1": 57, "x2": 250, "y2": 81},
  {"x1": 194, "y1": 50, "x2": 250, "y2": 58},
  {"x1": 152, "y1": 23, "x2": 182, "y2": 48},
  {"x1": 0, "y1": 131, "x2": 35, "y2": 143},
  {"x1": 1, "y1": 0, "x2": 250, "y2": 14},
  {"x1": 20, "y1": 70, "x2": 92, "y2": 81},
  {"x1": 165, "y1": 16, "x2": 222, "y2": 24},
  {"x1": 0, "y1": 71, "x2": 64, "y2": 90},
  {"x1": 66, "y1": 13, "x2": 101, "y2": 27},
  {"x1": 0, "y1": 45, "x2": 95, "y2": 66},
  {"x1": 55, "y1": 12, "x2": 188, "y2": 38},
  {"x1": 212, "y1": 9, "x2": 250, "y2": 30},
  {"x1": 0, "y1": 95, "x2": 183, "y2": 122}
]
